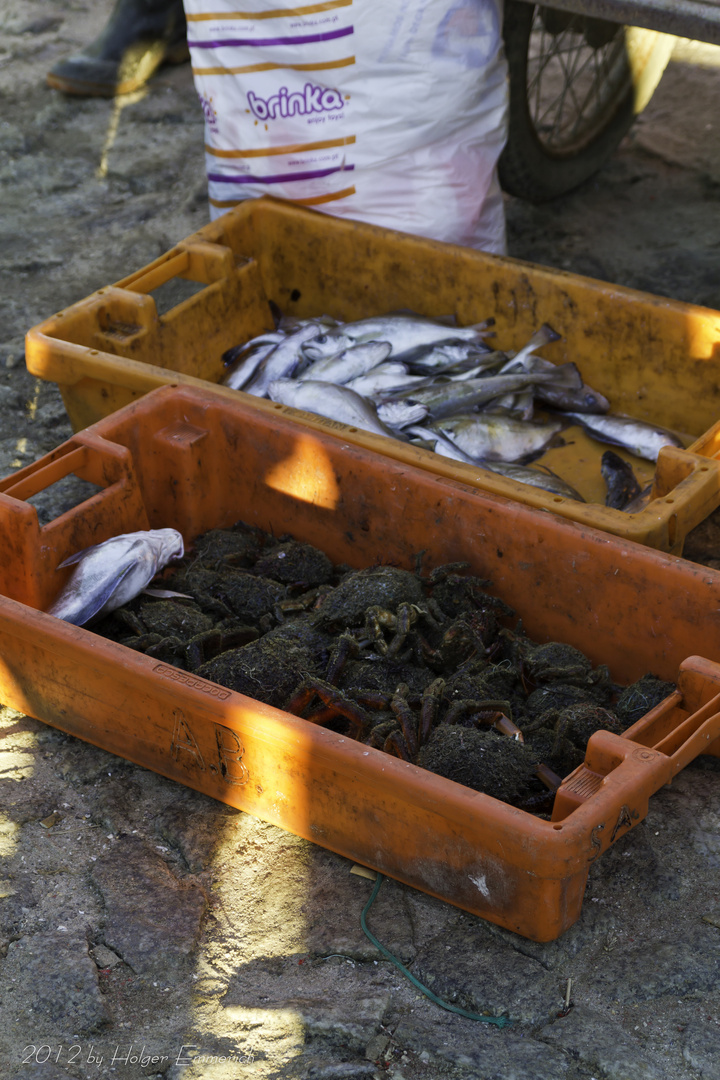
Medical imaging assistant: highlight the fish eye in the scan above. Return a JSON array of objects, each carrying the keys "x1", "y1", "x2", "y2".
[{"x1": 315, "y1": 335, "x2": 328, "y2": 344}]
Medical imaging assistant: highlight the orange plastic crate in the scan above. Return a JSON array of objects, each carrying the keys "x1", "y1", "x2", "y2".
[{"x1": 1, "y1": 384, "x2": 719, "y2": 942}]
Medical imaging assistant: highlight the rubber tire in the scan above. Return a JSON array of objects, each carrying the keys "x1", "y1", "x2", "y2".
[{"x1": 499, "y1": 3, "x2": 667, "y2": 203}]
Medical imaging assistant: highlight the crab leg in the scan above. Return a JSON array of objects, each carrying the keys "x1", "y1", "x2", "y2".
[
  {"x1": 285, "y1": 677, "x2": 372, "y2": 739},
  {"x1": 390, "y1": 683, "x2": 418, "y2": 759},
  {"x1": 418, "y1": 678, "x2": 446, "y2": 745}
]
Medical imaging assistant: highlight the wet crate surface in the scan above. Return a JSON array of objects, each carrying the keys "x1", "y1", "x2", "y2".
[
  {"x1": 1, "y1": 385, "x2": 720, "y2": 942},
  {"x1": 24, "y1": 196, "x2": 720, "y2": 555}
]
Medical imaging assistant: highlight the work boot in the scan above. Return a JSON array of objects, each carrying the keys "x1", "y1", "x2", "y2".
[{"x1": 46, "y1": 0, "x2": 189, "y2": 97}]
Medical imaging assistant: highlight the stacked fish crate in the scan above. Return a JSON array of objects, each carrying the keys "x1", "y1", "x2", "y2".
[{"x1": 25, "y1": 197, "x2": 720, "y2": 554}]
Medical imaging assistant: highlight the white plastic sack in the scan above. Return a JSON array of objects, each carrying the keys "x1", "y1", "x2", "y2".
[{"x1": 185, "y1": 0, "x2": 509, "y2": 253}]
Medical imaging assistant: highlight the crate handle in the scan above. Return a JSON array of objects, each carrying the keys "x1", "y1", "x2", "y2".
[
  {"x1": 656, "y1": 690, "x2": 720, "y2": 774},
  {"x1": 123, "y1": 250, "x2": 190, "y2": 295},
  {"x1": 553, "y1": 687, "x2": 720, "y2": 827},
  {"x1": 118, "y1": 241, "x2": 239, "y2": 298},
  {"x1": 0, "y1": 445, "x2": 89, "y2": 502},
  {"x1": 0, "y1": 434, "x2": 142, "y2": 527}
]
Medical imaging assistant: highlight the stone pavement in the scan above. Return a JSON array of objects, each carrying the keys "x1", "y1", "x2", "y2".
[{"x1": 2, "y1": 4, "x2": 720, "y2": 1078}]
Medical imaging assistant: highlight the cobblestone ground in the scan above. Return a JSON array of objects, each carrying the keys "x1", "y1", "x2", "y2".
[{"x1": 2, "y1": 5, "x2": 720, "y2": 1079}]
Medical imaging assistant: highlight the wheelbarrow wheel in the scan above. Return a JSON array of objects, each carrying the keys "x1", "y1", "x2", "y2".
[{"x1": 499, "y1": 2, "x2": 675, "y2": 203}]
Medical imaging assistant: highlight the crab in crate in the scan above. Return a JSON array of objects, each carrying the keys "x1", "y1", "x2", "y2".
[
  {"x1": 283, "y1": 670, "x2": 561, "y2": 813},
  {"x1": 109, "y1": 599, "x2": 260, "y2": 668},
  {"x1": 311, "y1": 561, "x2": 514, "y2": 671},
  {"x1": 89, "y1": 522, "x2": 673, "y2": 818}
]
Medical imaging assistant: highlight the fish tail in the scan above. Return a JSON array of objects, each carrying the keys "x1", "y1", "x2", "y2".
[
  {"x1": 469, "y1": 317, "x2": 496, "y2": 335},
  {"x1": 519, "y1": 323, "x2": 562, "y2": 358},
  {"x1": 536, "y1": 361, "x2": 583, "y2": 390},
  {"x1": 535, "y1": 323, "x2": 562, "y2": 347}
]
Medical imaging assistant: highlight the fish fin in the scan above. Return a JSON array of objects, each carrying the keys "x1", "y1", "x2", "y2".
[
  {"x1": 81, "y1": 566, "x2": 138, "y2": 625},
  {"x1": 534, "y1": 464, "x2": 559, "y2": 478},
  {"x1": 539, "y1": 362, "x2": 583, "y2": 390},
  {"x1": 51, "y1": 562, "x2": 137, "y2": 626},
  {"x1": 524, "y1": 356, "x2": 555, "y2": 375},
  {"x1": 623, "y1": 483, "x2": 654, "y2": 514},
  {"x1": 57, "y1": 531, "x2": 155, "y2": 572},
  {"x1": 142, "y1": 588, "x2": 194, "y2": 599},
  {"x1": 58, "y1": 535, "x2": 150, "y2": 571},
  {"x1": 56, "y1": 543, "x2": 103, "y2": 569},
  {"x1": 499, "y1": 358, "x2": 525, "y2": 375},
  {"x1": 515, "y1": 324, "x2": 562, "y2": 363},
  {"x1": 269, "y1": 299, "x2": 283, "y2": 328}
]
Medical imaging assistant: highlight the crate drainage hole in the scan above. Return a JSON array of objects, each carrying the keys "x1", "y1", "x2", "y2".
[{"x1": 29, "y1": 475, "x2": 104, "y2": 527}]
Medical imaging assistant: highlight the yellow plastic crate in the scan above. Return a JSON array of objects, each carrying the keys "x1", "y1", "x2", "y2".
[{"x1": 25, "y1": 196, "x2": 720, "y2": 554}]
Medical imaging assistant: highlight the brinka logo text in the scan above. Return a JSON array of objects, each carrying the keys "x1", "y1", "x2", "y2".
[{"x1": 247, "y1": 83, "x2": 344, "y2": 121}]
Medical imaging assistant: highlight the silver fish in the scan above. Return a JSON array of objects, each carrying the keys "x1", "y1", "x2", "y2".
[
  {"x1": 376, "y1": 400, "x2": 429, "y2": 429},
  {"x1": 601, "y1": 449, "x2": 643, "y2": 510},
  {"x1": 478, "y1": 460, "x2": 585, "y2": 501},
  {"x1": 46, "y1": 529, "x2": 185, "y2": 627},
  {"x1": 502, "y1": 355, "x2": 610, "y2": 413},
  {"x1": 345, "y1": 362, "x2": 412, "y2": 396},
  {"x1": 267, "y1": 378, "x2": 397, "y2": 438},
  {"x1": 300, "y1": 341, "x2": 392, "y2": 384},
  {"x1": 222, "y1": 340, "x2": 279, "y2": 390},
  {"x1": 563, "y1": 412, "x2": 685, "y2": 462},
  {"x1": 386, "y1": 367, "x2": 580, "y2": 421},
  {"x1": 222, "y1": 330, "x2": 285, "y2": 366},
  {"x1": 404, "y1": 341, "x2": 496, "y2": 369},
  {"x1": 451, "y1": 361, "x2": 507, "y2": 381},
  {"x1": 431, "y1": 414, "x2": 563, "y2": 462},
  {"x1": 244, "y1": 324, "x2": 323, "y2": 397},
  {"x1": 483, "y1": 390, "x2": 535, "y2": 422},
  {"x1": 406, "y1": 425, "x2": 477, "y2": 464},
  {"x1": 278, "y1": 313, "x2": 340, "y2": 333},
  {"x1": 321, "y1": 314, "x2": 493, "y2": 355},
  {"x1": 407, "y1": 348, "x2": 507, "y2": 376},
  {"x1": 536, "y1": 381, "x2": 610, "y2": 414}
]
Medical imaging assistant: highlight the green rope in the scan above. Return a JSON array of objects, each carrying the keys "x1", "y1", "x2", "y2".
[{"x1": 360, "y1": 874, "x2": 512, "y2": 1028}]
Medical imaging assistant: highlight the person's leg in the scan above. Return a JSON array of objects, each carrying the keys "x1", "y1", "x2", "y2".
[{"x1": 47, "y1": 0, "x2": 188, "y2": 97}]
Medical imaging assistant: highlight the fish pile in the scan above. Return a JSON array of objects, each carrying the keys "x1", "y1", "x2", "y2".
[
  {"x1": 80, "y1": 521, "x2": 676, "y2": 815},
  {"x1": 220, "y1": 310, "x2": 686, "y2": 509}
]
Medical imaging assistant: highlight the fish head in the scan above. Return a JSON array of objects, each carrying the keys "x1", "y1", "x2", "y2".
[
  {"x1": 580, "y1": 388, "x2": 611, "y2": 413},
  {"x1": 347, "y1": 340, "x2": 393, "y2": 364},
  {"x1": 147, "y1": 528, "x2": 185, "y2": 565},
  {"x1": 301, "y1": 333, "x2": 353, "y2": 361}
]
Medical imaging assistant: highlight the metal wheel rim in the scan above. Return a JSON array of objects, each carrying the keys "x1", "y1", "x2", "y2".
[{"x1": 527, "y1": 8, "x2": 632, "y2": 158}]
